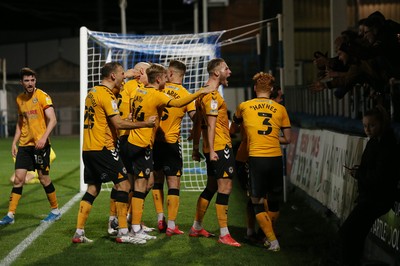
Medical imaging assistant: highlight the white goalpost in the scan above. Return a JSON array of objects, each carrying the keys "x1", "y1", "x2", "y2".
[
  {"x1": 79, "y1": 16, "x2": 283, "y2": 193},
  {"x1": 79, "y1": 26, "x2": 225, "y2": 192}
]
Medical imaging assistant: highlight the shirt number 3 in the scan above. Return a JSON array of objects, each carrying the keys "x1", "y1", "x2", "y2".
[{"x1": 257, "y1": 112, "x2": 272, "y2": 135}]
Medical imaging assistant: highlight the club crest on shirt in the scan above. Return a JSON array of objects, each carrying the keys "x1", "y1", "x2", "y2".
[
  {"x1": 228, "y1": 166, "x2": 234, "y2": 174},
  {"x1": 111, "y1": 99, "x2": 118, "y2": 112},
  {"x1": 210, "y1": 99, "x2": 218, "y2": 115},
  {"x1": 100, "y1": 173, "x2": 109, "y2": 181},
  {"x1": 145, "y1": 168, "x2": 151, "y2": 175},
  {"x1": 211, "y1": 99, "x2": 218, "y2": 110}
]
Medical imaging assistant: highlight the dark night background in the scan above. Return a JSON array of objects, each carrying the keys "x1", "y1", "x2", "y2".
[{"x1": 0, "y1": 0, "x2": 196, "y2": 45}]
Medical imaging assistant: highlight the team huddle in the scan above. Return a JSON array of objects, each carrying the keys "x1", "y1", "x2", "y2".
[{"x1": 1, "y1": 59, "x2": 291, "y2": 251}]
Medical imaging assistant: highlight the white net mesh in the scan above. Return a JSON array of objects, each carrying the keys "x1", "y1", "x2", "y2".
[{"x1": 81, "y1": 28, "x2": 224, "y2": 191}]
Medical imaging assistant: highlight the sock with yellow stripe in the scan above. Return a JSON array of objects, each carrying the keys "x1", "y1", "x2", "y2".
[
  {"x1": 193, "y1": 188, "x2": 215, "y2": 228},
  {"x1": 216, "y1": 192, "x2": 230, "y2": 236},
  {"x1": 8, "y1": 187, "x2": 23, "y2": 214},
  {"x1": 109, "y1": 188, "x2": 117, "y2": 218},
  {"x1": 167, "y1": 188, "x2": 180, "y2": 222},
  {"x1": 76, "y1": 192, "x2": 95, "y2": 229},
  {"x1": 254, "y1": 203, "x2": 277, "y2": 242},
  {"x1": 44, "y1": 182, "x2": 58, "y2": 209},
  {"x1": 131, "y1": 191, "x2": 145, "y2": 228},
  {"x1": 152, "y1": 183, "x2": 164, "y2": 216},
  {"x1": 115, "y1": 190, "x2": 129, "y2": 230}
]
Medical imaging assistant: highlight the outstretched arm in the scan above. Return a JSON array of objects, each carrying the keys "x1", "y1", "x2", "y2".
[
  {"x1": 110, "y1": 115, "x2": 157, "y2": 129},
  {"x1": 167, "y1": 84, "x2": 218, "y2": 108}
]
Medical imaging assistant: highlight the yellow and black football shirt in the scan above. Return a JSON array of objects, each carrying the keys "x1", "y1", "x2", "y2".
[
  {"x1": 234, "y1": 97, "x2": 291, "y2": 157},
  {"x1": 117, "y1": 79, "x2": 143, "y2": 137},
  {"x1": 196, "y1": 90, "x2": 231, "y2": 153},
  {"x1": 157, "y1": 82, "x2": 195, "y2": 143},
  {"x1": 16, "y1": 88, "x2": 54, "y2": 147},
  {"x1": 128, "y1": 87, "x2": 174, "y2": 148},
  {"x1": 83, "y1": 85, "x2": 120, "y2": 151}
]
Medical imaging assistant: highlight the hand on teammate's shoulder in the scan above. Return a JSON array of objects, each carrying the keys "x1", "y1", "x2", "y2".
[{"x1": 201, "y1": 80, "x2": 219, "y2": 94}]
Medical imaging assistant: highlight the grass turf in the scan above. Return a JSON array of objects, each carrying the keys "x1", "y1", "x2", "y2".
[{"x1": 0, "y1": 136, "x2": 341, "y2": 266}]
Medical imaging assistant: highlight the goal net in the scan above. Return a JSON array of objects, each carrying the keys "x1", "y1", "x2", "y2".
[{"x1": 79, "y1": 26, "x2": 224, "y2": 192}]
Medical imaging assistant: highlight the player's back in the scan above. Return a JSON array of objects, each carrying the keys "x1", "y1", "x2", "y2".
[{"x1": 238, "y1": 98, "x2": 290, "y2": 157}]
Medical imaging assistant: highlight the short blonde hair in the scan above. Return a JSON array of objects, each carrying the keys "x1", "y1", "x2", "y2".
[{"x1": 146, "y1": 63, "x2": 167, "y2": 83}]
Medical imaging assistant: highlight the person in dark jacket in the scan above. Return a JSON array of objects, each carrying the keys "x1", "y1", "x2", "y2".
[{"x1": 339, "y1": 105, "x2": 399, "y2": 266}]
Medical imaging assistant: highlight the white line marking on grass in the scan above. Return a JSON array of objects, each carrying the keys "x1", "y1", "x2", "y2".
[{"x1": 0, "y1": 192, "x2": 84, "y2": 266}]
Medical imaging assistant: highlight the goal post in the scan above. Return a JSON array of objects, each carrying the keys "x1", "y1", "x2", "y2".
[{"x1": 79, "y1": 26, "x2": 224, "y2": 192}]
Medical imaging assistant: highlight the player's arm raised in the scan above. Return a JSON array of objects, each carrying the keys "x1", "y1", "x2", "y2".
[{"x1": 167, "y1": 82, "x2": 218, "y2": 108}]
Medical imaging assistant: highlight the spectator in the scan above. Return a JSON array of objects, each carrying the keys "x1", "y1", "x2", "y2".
[
  {"x1": 339, "y1": 106, "x2": 399, "y2": 265},
  {"x1": 311, "y1": 37, "x2": 385, "y2": 100}
]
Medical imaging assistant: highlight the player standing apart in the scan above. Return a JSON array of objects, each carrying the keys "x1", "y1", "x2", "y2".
[{"x1": 0, "y1": 67, "x2": 60, "y2": 226}]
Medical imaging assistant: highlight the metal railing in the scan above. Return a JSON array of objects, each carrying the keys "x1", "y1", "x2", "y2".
[{"x1": 284, "y1": 80, "x2": 400, "y2": 132}]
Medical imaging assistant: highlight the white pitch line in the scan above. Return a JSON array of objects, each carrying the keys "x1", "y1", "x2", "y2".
[{"x1": 0, "y1": 192, "x2": 84, "y2": 266}]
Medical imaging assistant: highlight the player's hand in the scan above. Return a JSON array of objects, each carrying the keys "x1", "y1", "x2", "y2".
[
  {"x1": 309, "y1": 81, "x2": 326, "y2": 93},
  {"x1": 192, "y1": 149, "x2": 201, "y2": 162},
  {"x1": 127, "y1": 113, "x2": 133, "y2": 121},
  {"x1": 192, "y1": 148, "x2": 205, "y2": 162},
  {"x1": 35, "y1": 138, "x2": 46, "y2": 150},
  {"x1": 125, "y1": 68, "x2": 139, "y2": 79},
  {"x1": 200, "y1": 80, "x2": 219, "y2": 94},
  {"x1": 11, "y1": 144, "x2": 18, "y2": 157},
  {"x1": 344, "y1": 164, "x2": 359, "y2": 178},
  {"x1": 210, "y1": 151, "x2": 219, "y2": 162},
  {"x1": 349, "y1": 165, "x2": 359, "y2": 177},
  {"x1": 187, "y1": 129, "x2": 194, "y2": 141},
  {"x1": 146, "y1": 115, "x2": 157, "y2": 127}
]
